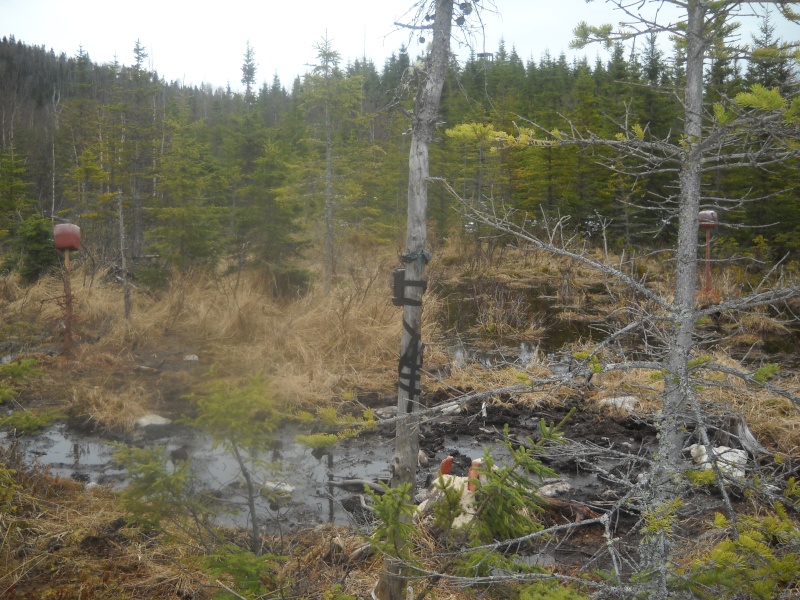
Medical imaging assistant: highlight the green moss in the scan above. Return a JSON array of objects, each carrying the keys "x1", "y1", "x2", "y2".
[{"x1": 686, "y1": 469, "x2": 717, "y2": 486}]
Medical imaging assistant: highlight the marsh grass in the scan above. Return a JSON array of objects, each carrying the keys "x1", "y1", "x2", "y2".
[
  {"x1": 3, "y1": 242, "x2": 800, "y2": 452},
  {"x1": 1, "y1": 251, "x2": 430, "y2": 419},
  {"x1": 68, "y1": 382, "x2": 151, "y2": 433}
]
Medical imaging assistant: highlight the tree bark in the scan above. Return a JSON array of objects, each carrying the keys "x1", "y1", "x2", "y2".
[
  {"x1": 378, "y1": 2, "x2": 453, "y2": 599},
  {"x1": 642, "y1": 2, "x2": 706, "y2": 596}
]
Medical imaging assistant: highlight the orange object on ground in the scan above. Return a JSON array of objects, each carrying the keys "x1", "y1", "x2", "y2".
[
  {"x1": 467, "y1": 459, "x2": 482, "y2": 491},
  {"x1": 439, "y1": 455, "x2": 454, "y2": 475}
]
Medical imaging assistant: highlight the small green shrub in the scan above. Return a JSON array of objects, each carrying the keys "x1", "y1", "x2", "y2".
[
  {"x1": 368, "y1": 482, "x2": 417, "y2": 561},
  {"x1": 294, "y1": 407, "x2": 375, "y2": 449},
  {"x1": 0, "y1": 358, "x2": 41, "y2": 406},
  {"x1": 686, "y1": 469, "x2": 717, "y2": 486},
  {"x1": 469, "y1": 420, "x2": 566, "y2": 544},
  {"x1": 681, "y1": 505, "x2": 800, "y2": 599},
  {"x1": 203, "y1": 544, "x2": 284, "y2": 598},
  {"x1": 322, "y1": 584, "x2": 356, "y2": 600},
  {"x1": 113, "y1": 444, "x2": 211, "y2": 531},
  {"x1": 294, "y1": 432, "x2": 339, "y2": 449},
  {"x1": 519, "y1": 580, "x2": 589, "y2": 599},
  {"x1": 0, "y1": 358, "x2": 42, "y2": 380},
  {"x1": 134, "y1": 265, "x2": 170, "y2": 290},
  {"x1": 0, "y1": 466, "x2": 20, "y2": 511},
  {"x1": 3, "y1": 214, "x2": 61, "y2": 281},
  {"x1": 753, "y1": 363, "x2": 780, "y2": 384},
  {"x1": 0, "y1": 383, "x2": 15, "y2": 404},
  {"x1": 432, "y1": 473, "x2": 465, "y2": 531},
  {"x1": 0, "y1": 410, "x2": 61, "y2": 435}
]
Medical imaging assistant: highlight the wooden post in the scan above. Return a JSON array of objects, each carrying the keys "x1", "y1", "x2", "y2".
[
  {"x1": 698, "y1": 210, "x2": 718, "y2": 302},
  {"x1": 62, "y1": 249, "x2": 73, "y2": 354}
]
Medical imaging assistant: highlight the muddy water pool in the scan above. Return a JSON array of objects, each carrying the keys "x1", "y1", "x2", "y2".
[{"x1": 1, "y1": 418, "x2": 513, "y2": 532}]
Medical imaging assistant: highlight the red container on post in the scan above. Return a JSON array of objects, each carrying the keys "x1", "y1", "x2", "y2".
[
  {"x1": 54, "y1": 224, "x2": 81, "y2": 251},
  {"x1": 699, "y1": 210, "x2": 718, "y2": 229}
]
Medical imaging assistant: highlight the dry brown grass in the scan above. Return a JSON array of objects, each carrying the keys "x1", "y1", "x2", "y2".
[
  {"x1": 67, "y1": 382, "x2": 151, "y2": 433},
  {"x1": 5, "y1": 240, "x2": 800, "y2": 449},
  {"x1": 692, "y1": 352, "x2": 800, "y2": 453},
  {"x1": 726, "y1": 309, "x2": 793, "y2": 336},
  {"x1": 0, "y1": 444, "x2": 216, "y2": 599},
  {"x1": 201, "y1": 267, "x2": 411, "y2": 405},
  {"x1": 2, "y1": 251, "x2": 430, "y2": 416}
]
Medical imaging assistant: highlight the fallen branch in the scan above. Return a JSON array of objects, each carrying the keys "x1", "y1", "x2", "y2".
[{"x1": 215, "y1": 580, "x2": 249, "y2": 600}]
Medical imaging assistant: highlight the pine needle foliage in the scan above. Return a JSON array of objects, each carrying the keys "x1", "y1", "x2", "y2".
[
  {"x1": 0, "y1": 466, "x2": 19, "y2": 510},
  {"x1": 432, "y1": 473, "x2": 466, "y2": 531},
  {"x1": 0, "y1": 409, "x2": 62, "y2": 435},
  {"x1": 293, "y1": 405, "x2": 376, "y2": 449},
  {"x1": 114, "y1": 444, "x2": 212, "y2": 532},
  {"x1": 519, "y1": 580, "x2": 589, "y2": 600},
  {"x1": 680, "y1": 503, "x2": 800, "y2": 599},
  {"x1": 202, "y1": 544, "x2": 284, "y2": 599},
  {"x1": 368, "y1": 482, "x2": 418, "y2": 562},
  {"x1": 443, "y1": 413, "x2": 574, "y2": 591},
  {"x1": 188, "y1": 372, "x2": 278, "y2": 449},
  {"x1": 187, "y1": 371, "x2": 283, "y2": 553},
  {"x1": 0, "y1": 358, "x2": 41, "y2": 380},
  {"x1": 469, "y1": 416, "x2": 569, "y2": 544}
]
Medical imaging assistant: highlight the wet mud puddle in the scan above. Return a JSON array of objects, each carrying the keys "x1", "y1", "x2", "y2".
[
  {"x1": 2, "y1": 396, "x2": 655, "y2": 541},
  {"x1": 1, "y1": 419, "x2": 514, "y2": 532}
]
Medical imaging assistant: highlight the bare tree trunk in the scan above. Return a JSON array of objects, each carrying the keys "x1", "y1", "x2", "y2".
[
  {"x1": 133, "y1": 172, "x2": 143, "y2": 258},
  {"x1": 118, "y1": 190, "x2": 132, "y2": 320},
  {"x1": 378, "y1": 2, "x2": 453, "y2": 599},
  {"x1": 324, "y1": 99, "x2": 334, "y2": 294},
  {"x1": 232, "y1": 443, "x2": 261, "y2": 555},
  {"x1": 51, "y1": 88, "x2": 60, "y2": 220},
  {"x1": 641, "y1": 2, "x2": 706, "y2": 596}
]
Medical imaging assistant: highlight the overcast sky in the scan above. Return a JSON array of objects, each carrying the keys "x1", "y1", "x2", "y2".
[{"x1": 4, "y1": 1, "x2": 797, "y2": 91}]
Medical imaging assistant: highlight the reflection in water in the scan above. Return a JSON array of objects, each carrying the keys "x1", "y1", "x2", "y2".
[
  {"x1": 3, "y1": 417, "x2": 568, "y2": 534},
  {"x1": 1, "y1": 422, "x2": 397, "y2": 531}
]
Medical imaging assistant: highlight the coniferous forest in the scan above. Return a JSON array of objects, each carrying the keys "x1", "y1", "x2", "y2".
[{"x1": 1, "y1": 22, "x2": 798, "y2": 285}]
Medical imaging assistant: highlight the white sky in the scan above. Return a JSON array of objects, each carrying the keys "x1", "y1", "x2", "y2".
[{"x1": 3, "y1": 0, "x2": 798, "y2": 91}]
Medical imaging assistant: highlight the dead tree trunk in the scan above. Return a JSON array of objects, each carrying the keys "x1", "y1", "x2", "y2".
[
  {"x1": 378, "y1": 1, "x2": 453, "y2": 599},
  {"x1": 324, "y1": 93, "x2": 334, "y2": 294},
  {"x1": 641, "y1": 2, "x2": 706, "y2": 596},
  {"x1": 118, "y1": 190, "x2": 132, "y2": 320}
]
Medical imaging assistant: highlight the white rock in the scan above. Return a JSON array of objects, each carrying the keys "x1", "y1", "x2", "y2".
[
  {"x1": 85, "y1": 481, "x2": 101, "y2": 491},
  {"x1": 440, "y1": 402, "x2": 461, "y2": 415},
  {"x1": 184, "y1": 354, "x2": 199, "y2": 361},
  {"x1": 599, "y1": 396, "x2": 639, "y2": 412},
  {"x1": 134, "y1": 414, "x2": 172, "y2": 428},
  {"x1": 417, "y1": 449, "x2": 429, "y2": 467},
  {"x1": 374, "y1": 406, "x2": 397, "y2": 420},
  {"x1": 539, "y1": 481, "x2": 573, "y2": 497},
  {"x1": 260, "y1": 480, "x2": 295, "y2": 495},
  {"x1": 688, "y1": 444, "x2": 748, "y2": 479}
]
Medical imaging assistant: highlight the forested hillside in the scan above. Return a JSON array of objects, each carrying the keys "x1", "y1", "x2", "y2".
[{"x1": 1, "y1": 24, "x2": 797, "y2": 286}]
